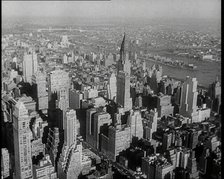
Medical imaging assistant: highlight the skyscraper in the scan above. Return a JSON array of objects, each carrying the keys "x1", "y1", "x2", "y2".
[
  {"x1": 22, "y1": 51, "x2": 38, "y2": 84},
  {"x1": 157, "y1": 94, "x2": 174, "y2": 118},
  {"x1": 57, "y1": 109, "x2": 84, "y2": 179},
  {"x1": 107, "y1": 72, "x2": 117, "y2": 101},
  {"x1": 22, "y1": 52, "x2": 32, "y2": 83},
  {"x1": 86, "y1": 109, "x2": 111, "y2": 150},
  {"x1": 208, "y1": 77, "x2": 221, "y2": 113},
  {"x1": 45, "y1": 127, "x2": 61, "y2": 167},
  {"x1": 143, "y1": 109, "x2": 158, "y2": 140},
  {"x1": 117, "y1": 33, "x2": 131, "y2": 75},
  {"x1": 32, "y1": 51, "x2": 38, "y2": 75},
  {"x1": 107, "y1": 125, "x2": 131, "y2": 161},
  {"x1": 64, "y1": 109, "x2": 77, "y2": 147},
  {"x1": 13, "y1": 101, "x2": 33, "y2": 179},
  {"x1": 1, "y1": 148, "x2": 10, "y2": 178},
  {"x1": 32, "y1": 70, "x2": 48, "y2": 111},
  {"x1": 69, "y1": 89, "x2": 83, "y2": 110},
  {"x1": 116, "y1": 71, "x2": 132, "y2": 111},
  {"x1": 116, "y1": 35, "x2": 133, "y2": 111},
  {"x1": 128, "y1": 110, "x2": 143, "y2": 139},
  {"x1": 179, "y1": 76, "x2": 198, "y2": 120},
  {"x1": 48, "y1": 69, "x2": 70, "y2": 129},
  {"x1": 186, "y1": 151, "x2": 199, "y2": 179},
  {"x1": 48, "y1": 69, "x2": 70, "y2": 111}
]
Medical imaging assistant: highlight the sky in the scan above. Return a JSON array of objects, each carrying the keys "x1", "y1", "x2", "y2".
[{"x1": 2, "y1": 0, "x2": 221, "y2": 20}]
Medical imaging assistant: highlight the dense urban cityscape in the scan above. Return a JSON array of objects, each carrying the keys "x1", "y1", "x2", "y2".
[{"x1": 1, "y1": 1, "x2": 221, "y2": 179}]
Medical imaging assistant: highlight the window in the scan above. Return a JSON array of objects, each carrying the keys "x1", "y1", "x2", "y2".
[{"x1": 23, "y1": 122, "x2": 26, "y2": 128}]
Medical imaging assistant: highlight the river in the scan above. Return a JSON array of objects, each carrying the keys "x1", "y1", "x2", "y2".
[{"x1": 146, "y1": 57, "x2": 221, "y2": 88}]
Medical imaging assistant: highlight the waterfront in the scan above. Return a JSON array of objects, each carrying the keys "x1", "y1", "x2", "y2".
[{"x1": 146, "y1": 57, "x2": 221, "y2": 88}]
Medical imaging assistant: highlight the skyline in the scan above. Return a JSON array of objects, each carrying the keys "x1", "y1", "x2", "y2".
[
  {"x1": 1, "y1": 0, "x2": 221, "y2": 178},
  {"x1": 2, "y1": 0, "x2": 221, "y2": 20}
]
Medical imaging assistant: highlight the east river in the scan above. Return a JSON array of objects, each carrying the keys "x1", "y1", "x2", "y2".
[{"x1": 146, "y1": 58, "x2": 221, "y2": 88}]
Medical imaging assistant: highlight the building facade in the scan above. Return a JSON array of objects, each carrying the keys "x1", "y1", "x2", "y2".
[{"x1": 13, "y1": 101, "x2": 33, "y2": 179}]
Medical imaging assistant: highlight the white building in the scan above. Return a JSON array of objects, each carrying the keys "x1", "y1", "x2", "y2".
[{"x1": 13, "y1": 101, "x2": 33, "y2": 179}]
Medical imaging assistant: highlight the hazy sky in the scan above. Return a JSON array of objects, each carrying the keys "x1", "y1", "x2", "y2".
[{"x1": 2, "y1": 0, "x2": 221, "y2": 20}]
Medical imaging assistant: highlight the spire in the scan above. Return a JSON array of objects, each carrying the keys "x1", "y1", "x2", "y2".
[
  {"x1": 120, "y1": 33, "x2": 126, "y2": 58},
  {"x1": 117, "y1": 33, "x2": 131, "y2": 75}
]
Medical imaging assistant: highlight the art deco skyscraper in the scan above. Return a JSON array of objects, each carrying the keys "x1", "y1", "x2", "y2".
[
  {"x1": 13, "y1": 101, "x2": 33, "y2": 179},
  {"x1": 116, "y1": 71, "x2": 132, "y2": 111},
  {"x1": 117, "y1": 33, "x2": 131, "y2": 75},
  {"x1": 179, "y1": 76, "x2": 198, "y2": 119},
  {"x1": 116, "y1": 34, "x2": 132, "y2": 111}
]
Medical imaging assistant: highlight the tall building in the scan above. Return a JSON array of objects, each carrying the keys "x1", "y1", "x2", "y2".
[
  {"x1": 1, "y1": 148, "x2": 10, "y2": 179},
  {"x1": 117, "y1": 33, "x2": 131, "y2": 75},
  {"x1": 107, "y1": 72, "x2": 117, "y2": 101},
  {"x1": 167, "y1": 147, "x2": 191, "y2": 170},
  {"x1": 198, "y1": 148, "x2": 210, "y2": 175},
  {"x1": 57, "y1": 109, "x2": 84, "y2": 179},
  {"x1": 23, "y1": 52, "x2": 32, "y2": 83},
  {"x1": 173, "y1": 86, "x2": 181, "y2": 106},
  {"x1": 162, "y1": 132, "x2": 172, "y2": 151},
  {"x1": 23, "y1": 51, "x2": 38, "y2": 84},
  {"x1": 128, "y1": 110, "x2": 143, "y2": 139},
  {"x1": 143, "y1": 109, "x2": 158, "y2": 140},
  {"x1": 32, "y1": 70, "x2": 48, "y2": 111},
  {"x1": 177, "y1": 147, "x2": 191, "y2": 169},
  {"x1": 86, "y1": 109, "x2": 111, "y2": 150},
  {"x1": 48, "y1": 69, "x2": 70, "y2": 128},
  {"x1": 46, "y1": 127, "x2": 62, "y2": 167},
  {"x1": 157, "y1": 94, "x2": 174, "y2": 118},
  {"x1": 208, "y1": 77, "x2": 221, "y2": 100},
  {"x1": 179, "y1": 76, "x2": 198, "y2": 120},
  {"x1": 57, "y1": 143, "x2": 83, "y2": 179},
  {"x1": 32, "y1": 51, "x2": 38, "y2": 74},
  {"x1": 30, "y1": 112, "x2": 47, "y2": 157},
  {"x1": 184, "y1": 129, "x2": 198, "y2": 149},
  {"x1": 116, "y1": 71, "x2": 132, "y2": 111},
  {"x1": 208, "y1": 77, "x2": 221, "y2": 113},
  {"x1": 64, "y1": 109, "x2": 77, "y2": 147},
  {"x1": 107, "y1": 125, "x2": 131, "y2": 161},
  {"x1": 13, "y1": 101, "x2": 33, "y2": 179},
  {"x1": 86, "y1": 108, "x2": 97, "y2": 142},
  {"x1": 48, "y1": 69, "x2": 70, "y2": 105},
  {"x1": 186, "y1": 151, "x2": 199, "y2": 179}
]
